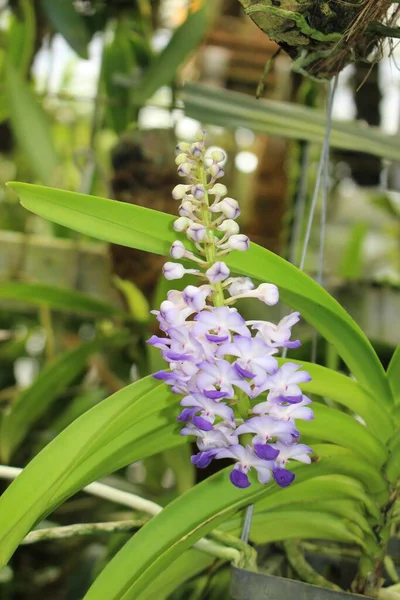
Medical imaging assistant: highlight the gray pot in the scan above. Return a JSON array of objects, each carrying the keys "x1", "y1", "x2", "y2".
[{"x1": 230, "y1": 567, "x2": 372, "y2": 600}]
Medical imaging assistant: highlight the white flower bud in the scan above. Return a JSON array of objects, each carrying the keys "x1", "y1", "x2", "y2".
[
  {"x1": 190, "y1": 141, "x2": 204, "y2": 158},
  {"x1": 175, "y1": 153, "x2": 188, "y2": 165},
  {"x1": 182, "y1": 285, "x2": 209, "y2": 312},
  {"x1": 206, "y1": 261, "x2": 230, "y2": 284},
  {"x1": 253, "y1": 283, "x2": 279, "y2": 305},
  {"x1": 191, "y1": 184, "x2": 205, "y2": 200},
  {"x1": 209, "y1": 183, "x2": 227, "y2": 197},
  {"x1": 230, "y1": 283, "x2": 279, "y2": 306},
  {"x1": 179, "y1": 201, "x2": 196, "y2": 218},
  {"x1": 163, "y1": 262, "x2": 186, "y2": 280},
  {"x1": 195, "y1": 129, "x2": 206, "y2": 142},
  {"x1": 211, "y1": 149, "x2": 225, "y2": 163},
  {"x1": 208, "y1": 163, "x2": 224, "y2": 179},
  {"x1": 172, "y1": 184, "x2": 190, "y2": 200},
  {"x1": 187, "y1": 222, "x2": 207, "y2": 242},
  {"x1": 210, "y1": 198, "x2": 240, "y2": 219},
  {"x1": 177, "y1": 162, "x2": 192, "y2": 177},
  {"x1": 175, "y1": 142, "x2": 190, "y2": 154},
  {"x1": 228, "y1": 277, "x2": 254, "y2": 296},
  {"x1": 173, "y1": 217, "x2": 191, "y2": 232},
  {"x1": 217, "y1": 219, "x2": 240, "y2": 235},
  {"x1": 224, "y1": 234, "x2": 249, "y2": 252},
  {"x1": 170, "y1": 241, "x2": 186, "y2": 259}
]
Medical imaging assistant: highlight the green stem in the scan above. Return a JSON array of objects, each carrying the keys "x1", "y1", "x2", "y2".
[
  {"x1": 284, "y1": 540, "x2": 342, "y2": 591},
  {"x1": 22, "y1": 520, "x2": 146, "y2": 544},
  {"x1": 198, "y1": 164, "x2": 225, "y2": 307}
]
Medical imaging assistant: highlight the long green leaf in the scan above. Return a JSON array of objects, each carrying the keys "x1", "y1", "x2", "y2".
[
  {"x1": 40, "y1": 0, "x2": 90, "y2": 58},
  {"x1": 183, "y1": 83, "x2": 400, "y2": 161},
  {"x1": 0, "y1": 282, "x2": 126, "y2": 318},
  {"x1": 298, "y1": 403, "x2": 387, "y2": 468},
  {"x1": 0, "y1": 332, "x2": 128, "y2": 462},
  {"x1": 83, "y1": 470, "x2": 365, "y2": 600},
  {"x1": 8, "y1": 183, "x2": 390, "y2": 401},
  {"x1": 388, "y1": 346, "x2": 400, "y2": 404},
  {"x1": 6, "y1": 68, "x2": 59, "y2": 183},
  {"x1": 255, "y1": 474, "x2": 379, "y2": 519},
  {"x1": 223, "y1": 510, "x2": 368, "y2": 545},
  {"x1": 278, "y1": 358, "x2": 393, "y2": 440},
  {"x1": 0, "y1": 378, "x2": 178, "y2": 565}
]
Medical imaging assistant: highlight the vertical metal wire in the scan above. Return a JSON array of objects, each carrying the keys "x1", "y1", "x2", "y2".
[{"x1": 240, "y1": 75, "x2": 339, "y2": 546}]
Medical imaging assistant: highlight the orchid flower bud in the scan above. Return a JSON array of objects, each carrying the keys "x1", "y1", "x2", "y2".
[
  {"x1": 173, "y1": 217, "x2": 191, "y2": 232},
  {"x1": 221, "y1": 234, "x2": 249, "y2": 252},
  {"x1": 210, "y1": 198, "x2": 240, "y2": 219},
  {"x1": 231, "y1": 283, "x2": 279, "y2": 305},
  {"x1": 191, "y1": 184, "x2": 205, "y2": 200},
  {"x1": 227, "y1": 277, "x2": 254, "y2": 296},
  {"x1": 211, "y1": 149, "x2": 225, "y2": 162},
  {"x1": 172, "y1": 184, "x2": 190, "y2": 200},
  {"x1": 208, "y1": 163, "x2": 224, "y2": 179},
  {"x1": 175, "y1": 153, "x2": 188, "y2": 165},
  {"x1": 177, "y1": 163, "x2": 192, "y2": 177},
  {"x1": 209, "y1": 183, "x2": 227, "y2": 197},
  {"x1": 179, "y1": 200, "x2": 197, "y2": 218},
  {"x1": 182, "y1": 285, "x2": 210, "y2": 311},
  {"x1": 217, "y1": 219, "x2": 240, "y2": 235},
  {"x1": 187, "y1": 223, "x2": 207, "y2": 242},
  {"x1": 175, "y1": 142, "x2": 190, "y2": 154},
  {"x1": 170, "y1": 241, "x2": 187, "y2": 259},
  {"x1": 206, "y1": 261, "x2": 230, "y2": 284},
  {"x1": 163, "y1": 262, "x2": 198, "y2": 280}
]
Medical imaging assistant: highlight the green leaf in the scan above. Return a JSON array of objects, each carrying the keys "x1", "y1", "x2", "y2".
[
  {"x1": 113, "y1": 277, "x2": 149, "y2": 322},
  {"x1": 223, "y1": 511, "x2": 367, "y2": 547},
  {"x1": 183, "y1": 83, "x2": 400, "y2": 162},
  {"x1": 388, "y1": 346, "x2": 400, "y2": 403},
  {"x1": 135, "y1": 6, "x2": 212, "y2": 105},
  {"x1": 298, "y1": 403, "x2": 387, "y2": 469},
  {"x1": 6, "y1": 67, "x2": 59, "y2": 183},
  {"x1": 255, "y1": 474, "x2": 380, "y2": 520},
  {"x1": 8, "y1": 183, "x2": 391, "y2": 402},
  {"x1": 0, "y1": 332, "x2": 128, "y2": 462},
  {"x1": 0, "y1": 282, "x2": 126, "y2": 318},
  {"x1": 40, "y1": 0, "x2": 90, "y2": 58},
  {"x1": 83, "y1": 469, "x2": 365, "y2": 600},
  {"x1": 300, "y1": 445, "x2": 388, "y2": 504},
  {"x1": 0, "y1": 378, "x2": 179, "y2": 565},
  {"x1": 138, "y1": 549, "x2": 213, "y2": 600},
  {"x1": 277, "y1": 358, "x2": 393, "y2": 441}
]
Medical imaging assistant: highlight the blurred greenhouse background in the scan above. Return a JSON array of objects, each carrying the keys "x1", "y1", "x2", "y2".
[{"x1": 0, "y1": 0, "x2": 400, "y2": 597}]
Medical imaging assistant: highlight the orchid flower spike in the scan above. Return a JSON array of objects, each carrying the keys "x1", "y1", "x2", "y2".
[{"x1": 147, "y1": 132, "x2": 312, "y2": 489}]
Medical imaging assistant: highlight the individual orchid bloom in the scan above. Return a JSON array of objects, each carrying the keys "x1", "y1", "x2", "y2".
[
  {"x1": 182, "y1": 285, "x2": 211, "y2": 312},
  {"x1": 195, "y1": 359, "x2": 252, "y2": 398},
  {"x1": 254, "y1": 395, "x2": 314, "y2": 422},
  {"x1": 257, "y1": 363, "x2": 312, "y2": 404},
  {"x1": 271, "y1": 441, "x2": 313, "y2": 465},
  {"x1": 163, "y1": 327, "x2": 206, "y2": 363},
  {"x1": 236, "y1": 415, "x2": 298, "y2": 446},
  {"x1": 249, "y1": 312, "x2": 301, "y2": 349},
  {"x1": 151, "y1": 299, "x2": 193, "y2": 332},
  {"x1": 229, "y1": 283, "x2": 279, "y2": 306},
  {"x1": 218, "y1": 335, "x2": 278, "y2": 385},
  {"x1": 194, "y1": 307, "x2": 251, "y2": 343},
  {"x1": 215, "y1": 444, "x2": 273, "y2": 488},
  {"x1": 179, "y1": 393, "x2": 235, "y2": 427},
  {"x1": 181, "y1": 422, "x2": 238, "y2": 449}
]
